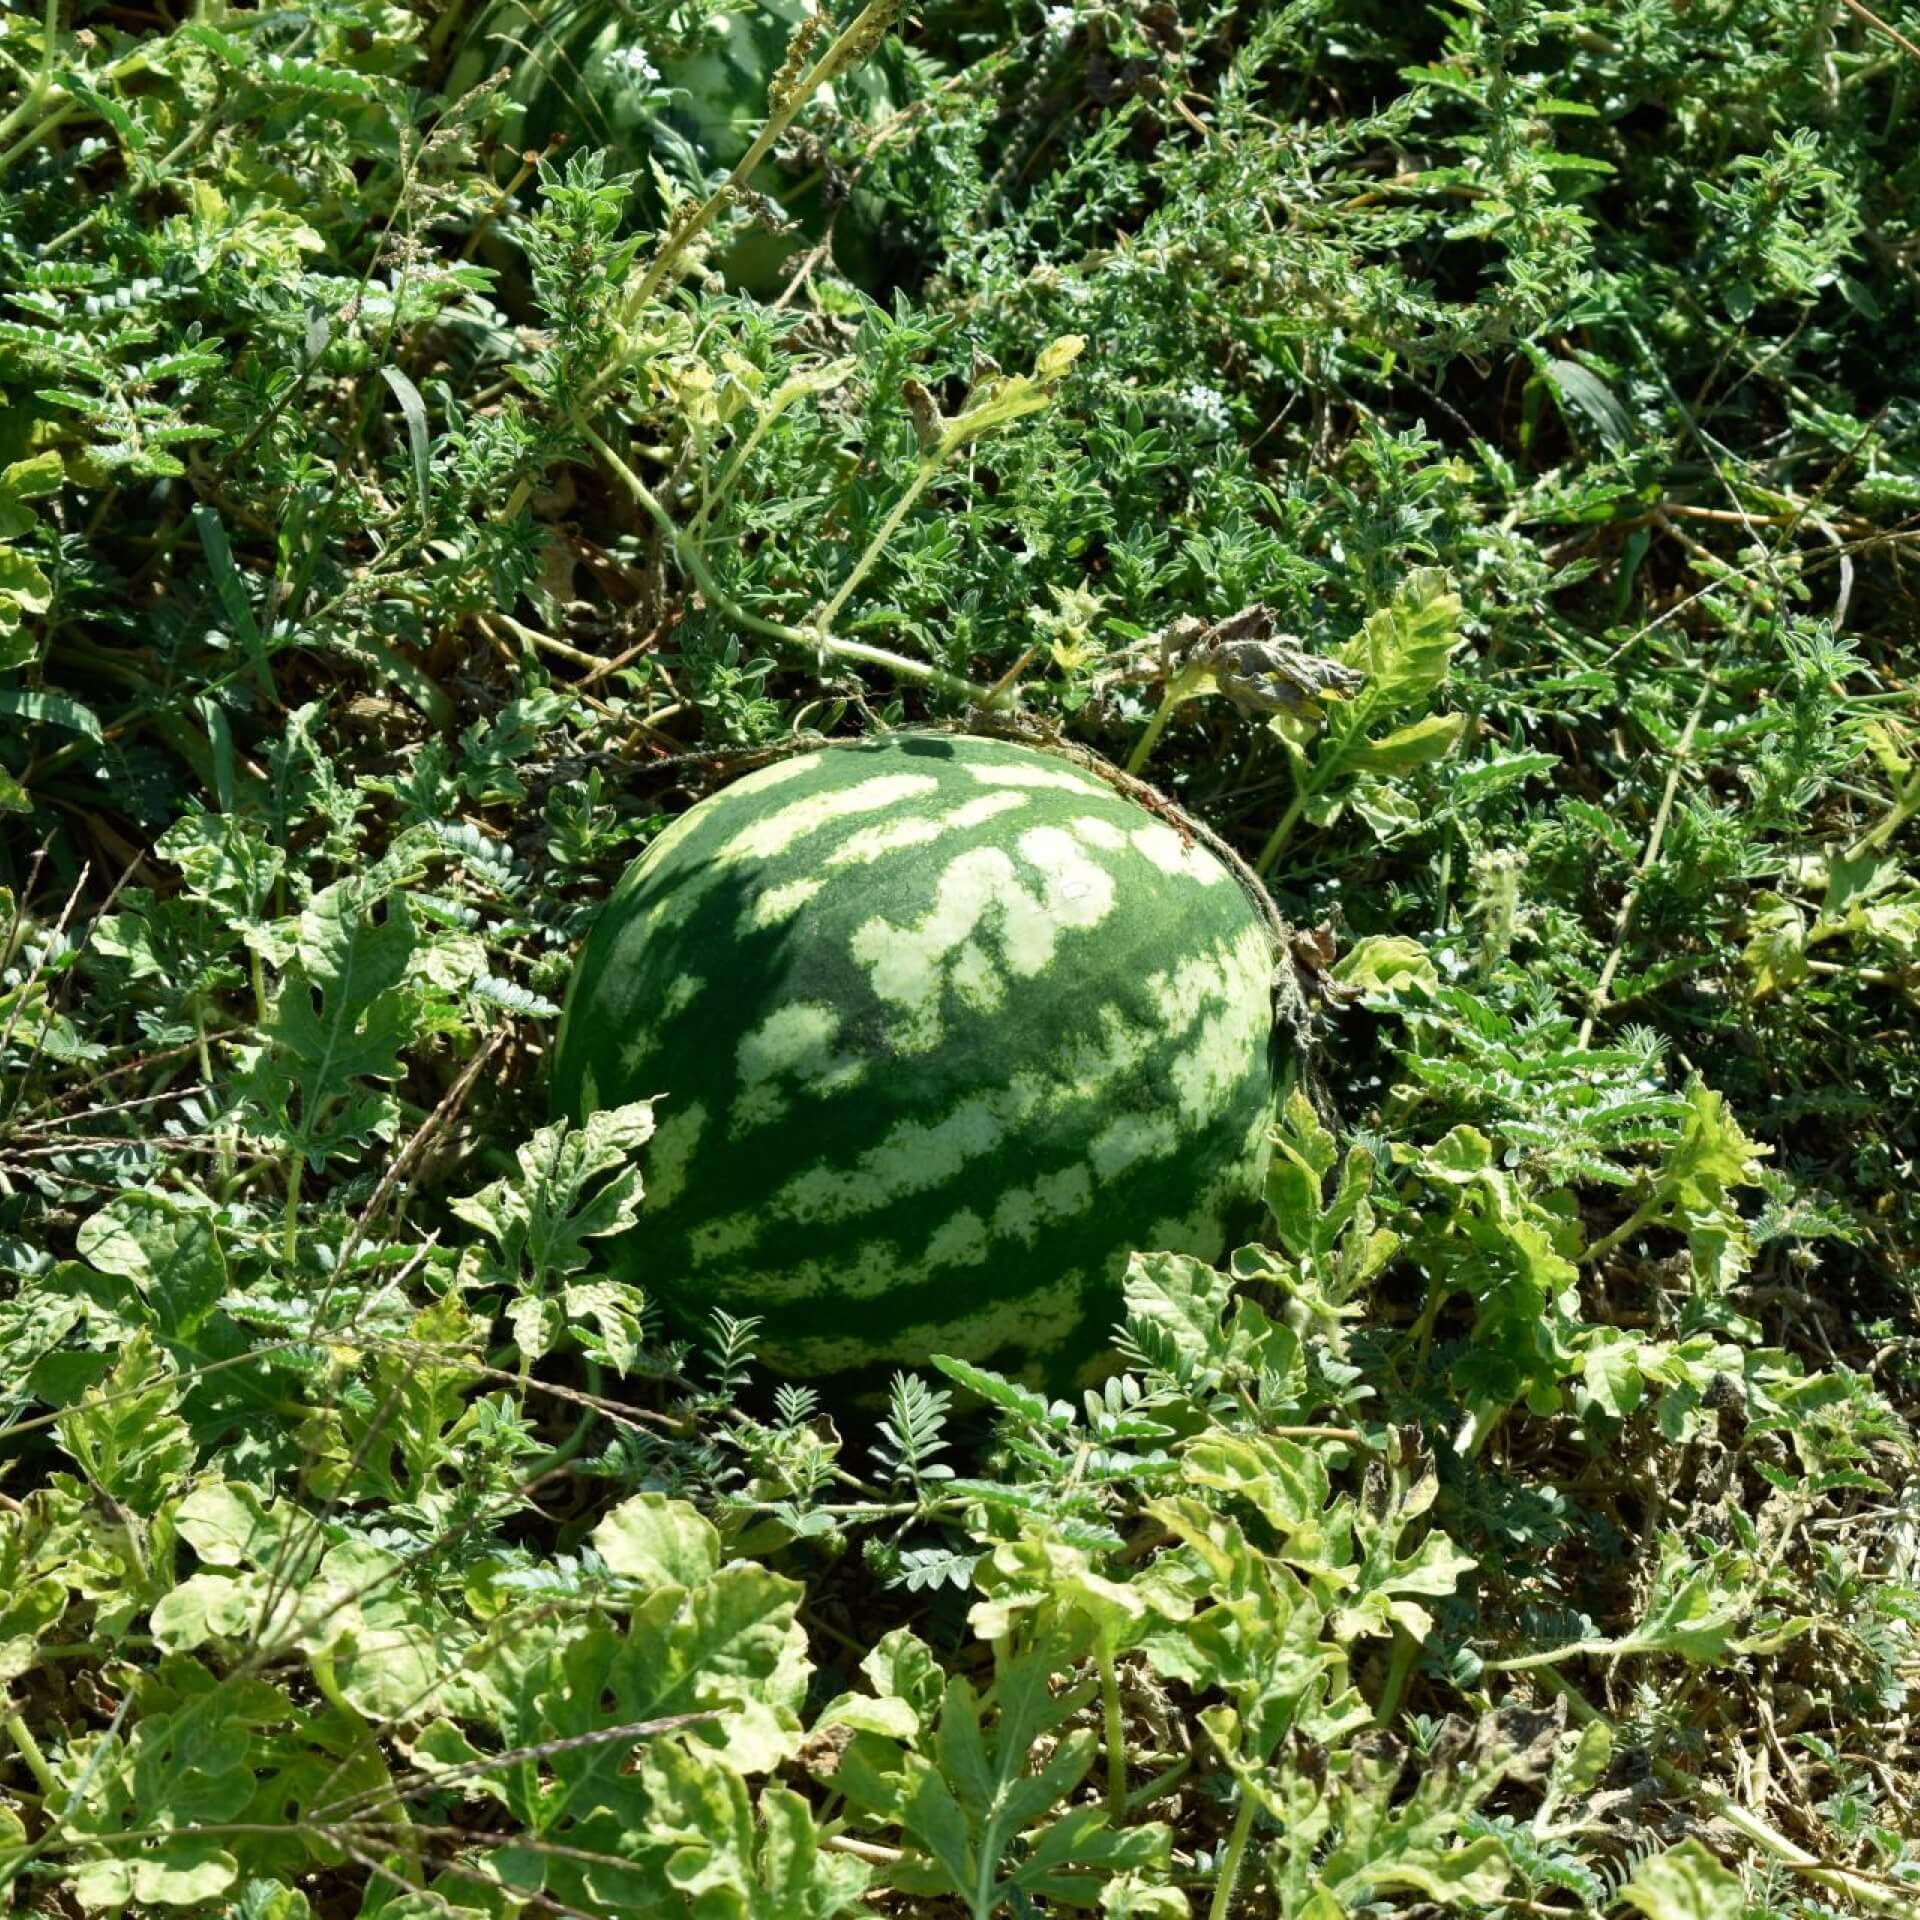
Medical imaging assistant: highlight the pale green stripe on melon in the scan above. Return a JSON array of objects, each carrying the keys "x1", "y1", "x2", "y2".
[
  {"x1": 776, "y1": 1085, "x2": 1029, "y2": 1231},
  {"x1": 1065, "y1": 814, "x2": 1127, "y2": 852},
  {"x1": 1138, "y1": 1112, "x2": 1276, "y2": 1265},
  {"x1": 741, "y1": 877, "x2": 824, "y2": 930},
  {"x1": 719, "y1": 1150, "x2": 1252, "y2": 1324},
  {"x1": 616, "y1": 754, "x2": 824, "y2": 899},
  {"x1": 689, "y1": 1209, "x2": 764, "y2": 1265},
  {"x1": 686, "y1": 923, "x2": 1271, "y2": 1264},
  {"x1": 1158, "y1": 923, "x2": 1276, "y2": 1125},
  {"x1": 925, "y1": 1207, "x2": 992, "y2": 1267},
  {"x1": 719, "y1": 1164, "x2": 1102, "y2": 1308},
  {"x1": 723, "y1": 1236, "x2": 906, "y2": 1308},
  {"x1": 645, "y1": 1100, "x2": 708, "y2": 1210},
  {"x1": 849, "y1": 824, "x2": 1124, "y2": 1054},
  {"x1": 652, "y1": 770, "x2": 942, "y2": 940},
  {"x1": 694, "y1": 1077, "x2": 1033, "y2": 1256},
  {"x1": 1142, "y1": 1193, "x2": 1248, "y2": 1264},
  {"x1": 1087, "y1": 1112, "x2": 1183, "y2": 1179},
  {"x1": 711, "y1": 1168, "x2": 1094, "y2": 1310},
  {"x1": 729, "y1": 1001, "x2": 866, "y2": 1133},
  {"x1": 739, "y1": 791, "x2": 1030, "y2": 934},
  {"x1": 1061, "y1": 809, "x2": 1229, "y2": 887},
  {"x1": 1127, "y1": 821, "x2": 1231, "y2": 885},
  {"x1": 990, "y1": 1164, "x2": 1096, "y2": 1244},
  {"x1": 962, "y1": 758, "x2": 1109, "y2": 794},
  {"x1": 771, "y1": 1270, "x2": 1091, "y2": 1380},
  {"x1": 717, "y1": 771, "x2": 940, "y2": 862},
  {"x1": 827, "y1": 790, "x2": 1027, "y2": 866}
]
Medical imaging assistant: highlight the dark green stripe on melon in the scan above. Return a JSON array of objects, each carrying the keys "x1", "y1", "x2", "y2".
[{"x1": 552, "y1": 734, "x2": 1279, "y2": 1392}]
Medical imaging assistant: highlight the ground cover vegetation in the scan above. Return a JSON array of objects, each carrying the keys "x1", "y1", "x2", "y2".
[{"x1": 1, "y1": 0, "x2": 1918, "y2": 1913}]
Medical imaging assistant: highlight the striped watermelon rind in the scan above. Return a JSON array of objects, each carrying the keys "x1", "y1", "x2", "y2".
[{"x1": 551, "y1": 734, "x2": 1283, "y2": 1391}]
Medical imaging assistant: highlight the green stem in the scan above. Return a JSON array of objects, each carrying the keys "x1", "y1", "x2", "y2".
[
  {"x1": 971, "y1": 1784, "x2": 1012, "y2": 1920},
  {"x1": 3, "y1": 1712, "x2": 54, "y2": 1797},
  {"x1": 1098, "y1": 1646, "x2": 1128, "y2": 1824},
  {"x1": 306, "y1": 1646, "x2": 353, "y2": 1721},
  {"x1": 1207, "y1": 1787, "x2": 1258, "y2": 1920},
  {"x1": 1846, "y1": 766, "x2": 1920, "y2": 860},
  {"x1": 194, "y1": 1000, "x2": 236, "y2": 1186},
  {"x1": 0, "y1": 97, "x2": 72, "y2": 174},
  {"x1": 1374, "y1": 1625, "x2": 1420, "y2": 1727},
  {"x1": 192, "y1": 997, "x2": 214, "y2": 1088},
  {"x1": 1254, "y1": 786, "x2": 1312, "y2": 879},
  {"x1": 1487, "y1": 1638, "x2": 1622, "y2": 1674},
  {"x1": 0, "y1": 0, "x2": 59, "y2": 158},
  {"x1": 519, "y1": 1362, "x2": 606, "y2": 1486},
  {"x1": 1125, "y1": 1755, "x2": 1190, "y2": 1812},
  {"x1": 283, "y1": 1155, "x2": 303, "y2": 1267},
  {"x1": 810, "y1": 459, "x2": 936, "y2": 633},
  {"x1": 691, "y1": 407, "x2": 783, "y2": 535},
  {"x1": 1581, "y1": 1197, "x2": 1659, "y2": 1267},
  {"x1": 1125, "y1": 687, "x2": 1182, "y2": 777},
  {"x1": 577, "y1": 414, "x2": 992, "y2": 705},
  {"x1": 0, "y1": 41, "x2": 152, "y2": 178},
  {"x1": 1405, "y1": 1277, "x2": 1447, "y2": 1374}
]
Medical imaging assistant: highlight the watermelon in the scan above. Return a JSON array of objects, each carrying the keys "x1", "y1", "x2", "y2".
[{"x1": 551, "y1": 734, "x2": 1282, "y2": 1391}]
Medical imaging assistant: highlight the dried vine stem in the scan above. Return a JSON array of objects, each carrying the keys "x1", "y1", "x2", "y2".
[{"x1": 1538, "y1": 1670, "x2": 1920, "y2": 1920}]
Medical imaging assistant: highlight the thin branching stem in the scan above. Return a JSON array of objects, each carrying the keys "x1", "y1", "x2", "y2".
[{"x1": 576, "y1": 412, "x2": 993, "y2": 704}]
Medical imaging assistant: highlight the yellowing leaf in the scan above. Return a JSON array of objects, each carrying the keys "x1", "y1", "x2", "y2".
[
  {"x1": 592, "y1": 1492, "x2": 723, "y2": 1590},
  {"x1": 71, "y1": 1840, "x2": 240, "y2": 1910},
  {"x1": 1336, "y1": 568, "x2": 1463, "y2": 707},
  {"x1": 1659, "y1": 1082, "x2": 1769, "y2": 1208},
  {"x1": 1182, "y1": 1432, "x2": 1333, "y2": 1558},
  {"x1": 1034, "y1": 334, "x2": 1088, "y2": 380},
  {"x1": 937, "y1": 337, "x2": 1087, "y2": 455},
  {"x1": 1330, "y1": 935, "x2": 1438, "y2": 998},
  {"x1": 1346, "y1": 710, "x2": 1469, "y2": 774},
  {"x1": 1621, "y1": 1840, "x2": 1745, "y2": 1920},
  {"x1": 1, "y1": 450, "x2": 65, "y2": 500},
  {"x1": 172, "y1": 1482, "x2": 285, "y2": 1569}
]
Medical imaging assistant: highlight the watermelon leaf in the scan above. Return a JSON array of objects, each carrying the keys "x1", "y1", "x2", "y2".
[
  {"x1": 240, "y1": 875, "x2": 417, "y2": 1182},
  {"x1": 452, "y1": 1106, "x2": 653, "y2": 1300},
  {"x1": 829, "y1": 1638, "x2": 1171, "y2": 1916},
  {"x1": 1255, "y1": 569, "x2": 1466, "y2": 872}
]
